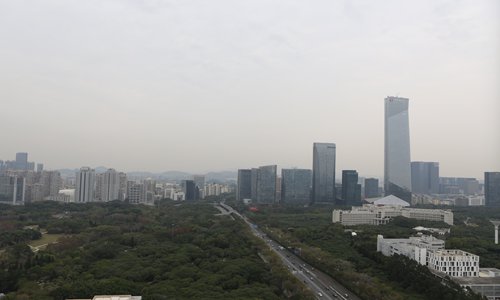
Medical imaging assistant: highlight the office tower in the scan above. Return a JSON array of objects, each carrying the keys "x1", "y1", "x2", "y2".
[
  {"x1": 183, "y1": 180, "x2": 199, "y2": 201},
  {"x1": 251, "y1": 168, "x2": 258, "y2": 201},
  {"x1": 364, "y1": 178, "x2": 380, "y2": 198},
  {"x1": 411, "y1": 162, "x2": 439, "y2": 194},
  {"x1": 193, "y1": 175, "x2": 205, "y2": 190},
  {"x1": 276, "y1": 176, "x2": 282, "y2": 203},
  {"x1": 237, "y1": 169, "x2": 252, "y2": 201},
  {"x1": 342, "y1": 170, "x2": 362, "y2": 206},
  {"x1": 281, "y1": 169, "x2": 312, "y2": 205},
  {"x1": 384, "y1": 97, "x2": 412, "y2": 202},
  {"x1": 40, "y1": 170, "x2": 62, "y2": 197},
  {"x1": 15, "y1": 152, "x2": 28, "y2": 170},
  {"x1": 118, "y1": 172, "x2": 128, "y2": 201},
  {"x1": 0, "y1": 175, "x2": 25, "y2": 204},
  {"x1": 36, "y1": 163, "x2": 44, "y2": 172},
  {"x1": 127, "y1": 181, "x2": 145, "y2": 204},
  {"x1": 312, "y1": 143, "x2": 336, "y2": 204},
  {"x1": 27, "y1": 162, "x2": 35, "y2": 171},
  {"x1": 485, "y1": 172, "x2": 500, "y2": 207},
  {"x1": 102, "y1": 169, "x2": 120, "y2": 202},
  {"x1": 256, "y1": 165, "x2": 277, "y2": 204},
  {"x1": 75, "y1": 167, "x2": 96, "y2": 203}
]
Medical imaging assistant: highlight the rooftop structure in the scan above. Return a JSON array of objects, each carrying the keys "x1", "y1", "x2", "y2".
[
  {"x1": 373, "y1": 195, "x2": 410, "y2": 206},
  {"x1": 428, "y1": 250, "x2": 479, "y2": 278},
  {"x1": 377, "y1": 234, "x2": 445, "y2": 265}
]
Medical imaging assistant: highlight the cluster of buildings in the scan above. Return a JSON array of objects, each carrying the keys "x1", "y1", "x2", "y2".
[
  {"x1": 377, "y1": 234, "x2": 500, "y2": 300},
  {"x1": 0, "y1": 153, "x2": 231, "y2": 205},
  {"x1": 332, "y1": 196, "x2": 454, "y2": 226},
  {"x1": 236, "y1": 96, "x2": 500, "y2": 209}
]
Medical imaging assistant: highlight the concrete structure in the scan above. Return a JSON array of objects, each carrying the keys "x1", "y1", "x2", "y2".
[
  {"x1": 411, "y1": 162, "x2": 439, "y2": 194},
  {"x1": 102, "y1": 168, "x2": 120, "y2": 202},
  {"x1": 281, "y1": 168, "x2": 312, "y2": 205},
  {"x1": 377, "y1": 235, "x2": 445, "y2": 265},
  {"x1": 333, "y1": 204, "x2": 453, "y2": 226},
  {"x1": 0, "y1": 175, "x2": 25, "y2": 205},
  {"x1": 454, "y1": 273, "x2": 500, "y2": 300},
  {"x1": 75, "y1": 167, "x2": 95, "y2": 203},
  {"x1": 364, "y1": 178, "x2": 379, "y2": 198},
  {"x1": 127, "y1": 181, "x2": 145, "y2": 204},
  {"x1": 428, "y1": 249, "x2": 479, "y2": 277},
  {"x1": 384, "y1": 97, "x2": 412, "y2": 202},
  {"x1": 237, "y1": 169, "x2": 252, "y2": 201},
  {"x1": 485, "y1": 172, "x2": 500, "y2": 207},
  {"x1": 312, "y1": 142, "x2": 336, "y2": 204},
  {"x1": 256, "y1": 165, "x2": 277, "y2": 204},
  {"x1": 342, "y1": 170, "x2": 361, "y2": 206},
  {"x1": 118, "y1": 172, "x2": 128, "y2": 201}
]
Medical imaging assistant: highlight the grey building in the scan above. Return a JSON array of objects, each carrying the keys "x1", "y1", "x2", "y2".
[
  {"x1": 485, "y1": 172, "x2": 500, "y2": 207},
  {"x1": 0, "y1": 175, "x2": 25, "y2": 205},
  {"x1": 102, "y1": 168, "x2": 120, "y2": 202},
  {"x1": 15, "y1": 152, "x2": 28, "y2": 170},
  {"x1": 411, "y1": 162, "x2": 439, "y2": 194},
  {"x1": 281, "y1": 169, "x2": 312, "y2": 205},
  {"x1": 251, "y1": 168, "x2": 258, "y2": 201},
  {"x1": 256, "y1": 165, "x2": 277, "y2": 204},
  {"x1": 237, "y1": 169, "x2": 252, "y2": 201},
  {"x1": 384, "y1": 97, "x2": 412, "y2": 202},
  {"x1": 127, "y1": 181, "x2": 145, "y2": 204},
  {"x1": 75, "y1": 167, "x2": 96, "y2": 203},
  {"x1": 183, "y1": 180, "x2": 199, "y2": 201},
  {"x1": 364, "y1": 178, "x2": 380, "y2": 198},
  {"x1": 193, "y1": 175, "x2": 205, "y2": 196},
  {"x1": 342, "y1": 170, "x2": 362, "y2": 206},
  {"x1": 36, "y1": 163, "x2": 44, "y2": 172},
  {"x1": 312, "y1": 143, "x2": 336, "y2": 204}
]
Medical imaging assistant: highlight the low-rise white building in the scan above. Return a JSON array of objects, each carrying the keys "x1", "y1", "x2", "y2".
[
  {"x1": 428, "y1": 249, "x2": 479, "y2": 278},
  {"x1": 333, "y1": 204, "x2": 453, "y2": 226},
  {"x1": 377, "y1": 235, "x2": 445, "y2": 265}
]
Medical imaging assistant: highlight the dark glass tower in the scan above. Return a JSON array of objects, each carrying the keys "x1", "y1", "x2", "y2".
[
  {"x1": 384, "y1": 97, "x2": 412, "y2": 202},
  {"x1": 281, "y1": 169, "x2": 312, "y2": 205},
  {"x1": 411, "y1": 162, "x2": 439, "y2": 194},
  {"x1": 485, "y1": 172, "x2": 500, "y2": 207},
  {"x1": 237, "y1": 169, "x2": 252, "y2": 201},
  {"x1": 312, "y1": 143, "x2": 336, "y2": 204},
  {"x1": 256, "y1": 165, "x2": 277, "y2": 204},
  {"x1": 342, "y1": 170, "x2": 362, "y2": 206},
  {"x1": 364, "y1": 178, "x2": 379, "y2": 198}
]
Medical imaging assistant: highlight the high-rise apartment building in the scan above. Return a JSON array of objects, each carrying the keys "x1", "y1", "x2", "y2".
[
  {"x1": 127, "y1": 181, "x2": 144, "y2": 204},
  {"x1": 36, "y1": 163, "x2": 44, "y2": 172},
  {"x1": 312, "y1": 143, "x2": 336, "y2": 204},
  {"x1": 485, "y1": 172, "x2": 500, "y2": 207},
  {"x1": 411, "y1": 162, "x2": 439, "y2": 195},
  {"x1": 281, "y1": 169, "x2": 312, "y2": 205},
  {"x1": 364, "y1": 178, "x2": 380, "y2": 198},
  {"x1": 0, "y1": 175, "x2": 25, "y2": 204},
  {"x1": 40, "y1": 170, "x2": 61, "y2": 198},
  {"x1": 342, "y1": 170, "x2": 362, "y2": 206},
  {"x1": 75, "y1": 167, "x2": 95, "y2": 203},
  {"x1": 237, "y1": 169, "x2": 252, "y2": 201},
  {"x1": 102, "y1": 168, "x2": 120, "y2": 202},
  {"x1": 118, "y1": 172, "x2": 128, "y2": 201},
  {"x1": 384, "y1": 97, "x2": 412, "y2": 202},
  {"x1": 256, "y1": 165, "x2": 277, "y2": 204}
]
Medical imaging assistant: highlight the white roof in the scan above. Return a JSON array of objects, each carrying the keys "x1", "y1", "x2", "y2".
[{"x1": 373, "y1": 195, "x2": 410, "y2": 207}]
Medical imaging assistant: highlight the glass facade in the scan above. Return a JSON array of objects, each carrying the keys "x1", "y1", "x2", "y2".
[
  {"x1": 237, "y1": 169, "x2": 252, "y2": 201},
  {"x1": 364, "y1": 178, "x2": 380, "y2": 198},
  {"x1": 485, "y1": 172, "x2": 500, "y2": 207},
  {"x1": 281, "y1": 169, "x2": 312, "y2": 205},
  {"x1": 384, "y1": 97, "x2": 412, "y2": 202},
  {"x1": 256, "y1": 165, "x2": 277, "y2": 204},
  {"x1": 411, "y1": 162, "x2": 439, "y2": 194},
  {"x1": 312, "y1": 143, "x2": 336, "y2": 203},
  {"x1": 342, "y1": 170, "x2": 362, "y2": 206}
]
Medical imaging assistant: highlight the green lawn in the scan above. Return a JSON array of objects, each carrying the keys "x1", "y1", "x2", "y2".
[{"x1": 29, "y1": 233, "x2": 65, "y2": 247}]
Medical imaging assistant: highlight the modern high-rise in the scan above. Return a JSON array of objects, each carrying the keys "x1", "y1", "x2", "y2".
[
  {"x1": 0, "y1": 175, "x2": 25, "y2": 204},
  {"x1": 75, "y1": 167, "x2": 95, "y2": 203},
  {"x1": 102, "y1": 168, "x2": 120, "y2": 202},
  {"x1": 364, "y1": 178, "x2": 380, "y2": 198},
  {"x1": 281, "y1": 169, "x2": 312, "y2": 205},
  {"x1": 118, "y1": 172, "x2": 128, "y2": 201},
  {"x1": 183, "y1": 180, "x2": 199, "y2": 201},
  {"x1": 250, "y1": 168, "x2": 258, "y2": 201},
  {"x1": 411, "y1": 162, "x2": 439, "y2": 195},
  {"x1": 36, "y1": 163, "x2": 44, "y2": 172},
  {"x1": 40, "y1": 170, "x2": 61, "y2": 198},
  {"x1": 256, "y1": 165, "x2": 277, "y2": 204},
  {"x1": 342, "y1": 170, "x2": 362, "y2": 206},
  {"x1": 312, "y1": 143, "x2": 336, "y2": 204},
  {"x1": 15, "y1": 152, "x2": 28, "y2": 170},
  {"x1": 127, "y1": 181, "x2": 145, "y2": 204},
  {"x1": 237, "y1": 169, "x2": 252, "y2": 201},
  {"x1": 485, "y1": 172, "x2": 500, "y2": 207},
  {"x1": 193, "y1": 175, "x2": 205, "y2": 195},
  {"x1": 384, "y1": 97, "x2": 412, "y2": 202}
]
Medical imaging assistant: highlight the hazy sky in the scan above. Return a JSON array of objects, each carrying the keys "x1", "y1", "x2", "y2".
[{"x1": 1, "y1": 0, "x2": 499, "y2": 178}]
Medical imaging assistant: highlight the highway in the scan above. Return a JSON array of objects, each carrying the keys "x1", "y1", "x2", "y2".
[{"x1": 218, "y1": 202, "x2": 360, "y2": 300}]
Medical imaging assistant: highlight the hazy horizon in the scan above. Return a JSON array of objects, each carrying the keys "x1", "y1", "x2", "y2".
[{"x1": 1, "y1": 0, "x2": 499, "y2": 179}]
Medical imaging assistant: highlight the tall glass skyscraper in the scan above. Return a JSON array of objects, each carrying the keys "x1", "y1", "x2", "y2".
[
  {"x1": 411, "y1": 162, "x2": 439, "y2": 194},
  {"x1": 485, "y1": 172, "x2": 500, "y2": 207},
  {"x1": 342, "y1": 170, "x2": 361, "y2": 206},
  {"x1": 281, "y1": 169, "x2": 312, "y2": 205},
  {"x1": 237, "y1": 169, "x2": 252, "y2": 201},
  {"x1": 384, "y1": 97, "x2": 412, "y2": 202},
  {"x1": 256, "y1": 165, "x2": 277, "y2": 204},
  {"x1": 312, "y1": 143, "x2": 336, "y2": 203}
]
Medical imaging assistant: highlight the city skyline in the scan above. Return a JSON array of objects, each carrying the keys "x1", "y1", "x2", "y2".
[{"x1": 0, "y1": 1, "x2": 499, "y2": 178}]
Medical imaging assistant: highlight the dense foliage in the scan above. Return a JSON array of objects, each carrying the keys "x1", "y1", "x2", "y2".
[
  {"x1": 239, "y1": 202, "x2": 491, "y2": 300},
  {"x1": 0, "y1": 200, "x2": 313, "y2": 300}
]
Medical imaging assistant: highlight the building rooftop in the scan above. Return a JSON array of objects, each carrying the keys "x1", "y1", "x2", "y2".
[{"x1": 373, "y1": 195, "x2": 410, "y2": 207}]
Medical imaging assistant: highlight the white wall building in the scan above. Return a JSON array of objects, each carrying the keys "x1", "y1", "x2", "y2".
[
  {"x1": 428, "y1": 249, "x2": 480, "y2": 277},
  {"x1": 377, "y1": 235, "x2": 445, "y2": 265},
  {"x1": 333, "y1": 205, "x2": 453, "y2": 226},
  {"x1": 102, "y1": 168, "x2": 120, "y2": 202}
]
